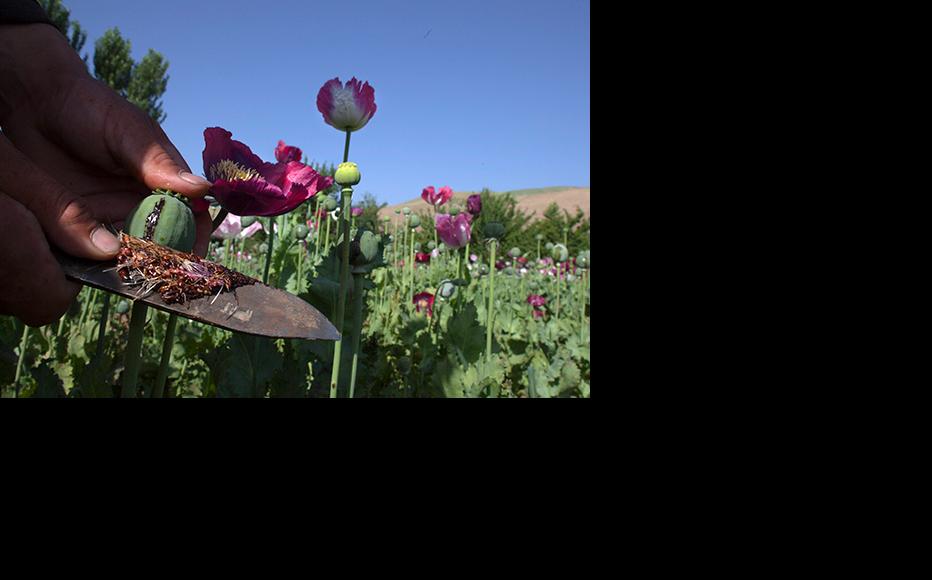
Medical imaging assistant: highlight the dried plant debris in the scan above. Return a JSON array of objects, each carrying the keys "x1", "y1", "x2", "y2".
[{"x1": 116, "y1": 233, "x2": 256, "y2": 304}]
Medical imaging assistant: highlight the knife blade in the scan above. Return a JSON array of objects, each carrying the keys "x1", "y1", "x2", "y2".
[{"x1": 54, "y1": 248, "x2": 340, "y2": 341}]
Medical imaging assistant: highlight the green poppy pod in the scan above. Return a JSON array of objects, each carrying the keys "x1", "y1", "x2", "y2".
[
  {"x1": 334, "y1": 162, "x2": 361, "y2": 186},
  {"x1": 115, "y1": 300, "x2": 130, "y2": 314},
  {"x1": 427, "y1": 241, "x2": 436, "y2": 250},
  {"x1": 408, "y1": 214, "x2": 421, "y2": 229},
  {"x1": 295, "y1": 225, "x2": 309, "y2": 240},
  {"x1": 545, "y1": 242, "x2": 554, "y2": 251},
  {"x1": 259, "y1": 243, "x2": 269, "y2": 253},
  {"x1": 551, "y1": 243, "x2": 568, "y2": 262},
  {"x1": 508, "y1": 247, "x2": 521, "y2": 258},
  {"x1": 402, "y1": 207, "x2": 411, "y2": 215},
  {"x1": 535, "y1": 234, "x2": 544, "y2": 241},
  {"x1": 241, "y1": 215, "x2": 257, "y2": 228},
  {"x1": 504, "y1": 267, "x2": 515, "y2": 276},
  {"x1": 484, "y1": 222, "x2": 505, "y2": 239},
  {"x1": 125, "y1": 193, "x2": 196, "y2": 252},
  {"x1": 437, "y1": 280, "x2": 456, "y2": 300},
  {"x1": 320, "y1": 195, "x2": 338, "y2": 212},
  {"x1": 414, "y1": 242, "x2": 422, "y2": 252},
  {"x1": 397, "y1": 356, "x2": 412, "y2": 374},
  {"x1": 479, "y1": 264, "x2": 490, "y2": 275},
  {"x1": 449, "y1": 207, "x2": 460, "y2": 216}
]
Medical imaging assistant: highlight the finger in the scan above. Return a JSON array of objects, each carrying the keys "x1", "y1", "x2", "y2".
[
  {"x1": 103, "y1": 100, "x2": 213, "y2": 198},
  {"x1": 0, "y1": 135, "x2": 121, "y2": 260},
  {"x1": 82, "y1": 192, "x2": 150, "y2": 224},
  {"x1": 0, "y1": 192, "x2": 80, "y2": 327}
]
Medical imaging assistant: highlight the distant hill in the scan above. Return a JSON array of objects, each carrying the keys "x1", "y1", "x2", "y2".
[{"x1": 379, "y1": 186, "x2": 590, "y2": 222}]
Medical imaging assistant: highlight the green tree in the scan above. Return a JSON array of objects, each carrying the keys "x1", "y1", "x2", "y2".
[
  {"x1": 355, "y1": 192, "x2": 387, "y2": 232},
  {"x1": 127, "y1": 50, "x2": 169, "y2": 124},
  {"x1": 93, "y1": 28, "x2": 134, "y2": 94}
]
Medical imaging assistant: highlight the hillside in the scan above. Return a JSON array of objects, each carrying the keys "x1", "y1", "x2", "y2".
[{"x1": 378, "y1": 186, "x2": 590, "y2": 222}]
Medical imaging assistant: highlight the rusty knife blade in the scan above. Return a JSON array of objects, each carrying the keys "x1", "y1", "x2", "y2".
[{"x1": 54, "y1": 250, "x2": 340, "y2": 341}]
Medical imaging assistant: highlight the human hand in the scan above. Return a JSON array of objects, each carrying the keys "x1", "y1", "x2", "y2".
[{"x1": 0, "y1": 23, "x2": 213, "y2": 326}]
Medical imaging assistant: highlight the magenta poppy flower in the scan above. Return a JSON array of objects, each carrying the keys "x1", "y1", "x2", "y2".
[
  {"x1": 275, "y1": 140, "x2": 303, "y2": 163},
  {"x1": 415, "y1": 252, "x2": 431, "y2": 264},
  {"x1": 202, "y1": 127, "x2": 332, "y2": 217},
  {"x1": 527, "y1": 294, "x2": 547, "y2": 308},
  {"x1": 316, "y1": 77, "x2": 377, "y2": 132},
  {"x1": 467, "y1": 194, "x2": 482, "y2": 217},
  {"x1": 212, "y1": 213, "x2": 264, "y2": 240},
  {"x1": 351, "y1": 207, "x2": 364, "y2": 217},
  {"x1": 434, "y1": 213, "x2": 471, "y2": 249},
  {"x1": 422, "y1": 186, "x2": 454, "y2": 207},
  {"x1": 413, "y1": 292, "x2": 435, "y2": 317}
]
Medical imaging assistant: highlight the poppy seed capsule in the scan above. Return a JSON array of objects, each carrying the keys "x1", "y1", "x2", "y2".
[
  {"x1": 408, "y1": 214, "x2": 421, "y2": 228},
  {"x1": 508, "y1": 247, "x2": 521, "y2": 258},
  {"x1": 320, "y1": 195, "x2": 338, "y2": 212},
  {"x1": 484, "y1": 222, "x2": 505, "y2": 239},
  {"x1": 115, "y1": 300, "x2": 130, "y2": 314},
  {"x1": 438, "y1": 280, "x2": 456, "y2": 299},
  {"x1": 334, "y1": 162, "x2": 361, "y2": 186},
  {"x1": 545, "y1": 242, "x2": 554, "y2": 251},
  {"x1": 551, "y1": 243, "x2": 568, "y2": 262},
  {"x1": 241, "y1": 215, "x2": 257, "y2": 228},
  {"x1": 295, "y1": 225, "x2": 309, "y2": 240},
  {"x1": 124, "y1": 193, "x2": 196, "y2": 252},
  {"x1": 402, "y1": 207, "x2": 411, "y2": 215}
]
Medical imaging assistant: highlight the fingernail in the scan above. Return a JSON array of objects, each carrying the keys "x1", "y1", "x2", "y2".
[
  {"x1": 91, "y1": 225, "x2": 121, "y2": 254},
  {"x1": 179, "y1": 170, "x2": 212, "y2": 187}
]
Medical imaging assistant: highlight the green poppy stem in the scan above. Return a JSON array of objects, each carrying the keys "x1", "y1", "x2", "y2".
[
  {"x1": 152, "y1": 312, "x2": 179, "y2": 398},
  {"x1": 14, "y1": 323, "x2": 30, "y2": 394},
  {"x1": 579, "y1": 270, "x2": 588, "y2": 341},
  {"x1": 328, "y1": 186, "x2": 354, "y2": 398},
  {"x1": 343, "y1": 130, "x2": 352, "y2": 164},
  {"x1": 262, "y1": 217, "x2": 275, "y2": 285},
  {"x1": 94, "y1": 293, "x2": 111, "y2": 362},
  {"x1": 223, "y1": 238, "x2": 232, "y2": 269},
  {"x1": 556, "y1": 268, "x2": 562, "y2": 321},
  {"x1": 122, "y1": 301, "x2": 149, "y2": 398},
  {"x1": 485, "y1": 239, "x2": 497, "y2": 363},
  {"x1": 348, "y1": 272, "x2": 365, "y2": 398}
]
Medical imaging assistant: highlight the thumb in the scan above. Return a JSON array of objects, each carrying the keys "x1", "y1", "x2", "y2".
[{"x1": 0, "y1": 138, "x2": 121, "y2": 260}]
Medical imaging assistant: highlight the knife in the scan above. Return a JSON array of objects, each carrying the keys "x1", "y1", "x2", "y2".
[{"x1": 54, "y1": 248, "x2": 340, "y2": 341}]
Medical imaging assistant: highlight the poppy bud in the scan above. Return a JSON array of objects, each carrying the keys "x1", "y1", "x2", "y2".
[{"x1": 334, "y1": 162, "x2": 361, "y2": 186}]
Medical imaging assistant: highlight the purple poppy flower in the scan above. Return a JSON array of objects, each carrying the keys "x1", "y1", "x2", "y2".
[
  {"x1": 202, "y1": 127, "x2": 332, "y2": 217},
  {"x1": 211, "y1": 213, "x2": 264, "y2": 240},
  {"x1": 422, "y1": 186, "x2": 454, "y2": 207},
  {"x1": 275, "y1": 140, "x2": 303, "y2": 163},
  {"x1": 467, "y1": 194, "x2": 482, "y2": 217},
  {"x1": 434, "y1": 213, "x2": 471, "y2": 248},
  {"x1": 351, "y1": 207, "x2": 364, "y2": 217},
  {"x1": 316, "y1": 77, "x2": 377, "y2": 132},
  {"x1": 415, "y1": 252, "x2": 431, "y2": 264}
]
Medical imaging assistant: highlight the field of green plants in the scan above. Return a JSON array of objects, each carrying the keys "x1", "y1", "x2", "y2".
[{"x1": 0, "y1": 185, "x2": 590, "y2": 398}]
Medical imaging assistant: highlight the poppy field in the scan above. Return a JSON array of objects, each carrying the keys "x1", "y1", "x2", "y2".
[{"x1": 0, "y1": 77, "x2": 589, "y2": 398}]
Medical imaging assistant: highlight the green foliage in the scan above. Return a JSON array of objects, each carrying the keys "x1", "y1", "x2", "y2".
[
  {"x1": 93, "y1": 27, "x2": 170, "y2": 123},
  {"x1": 128, "y1": 50, "x2": 169, "y2": 124}
]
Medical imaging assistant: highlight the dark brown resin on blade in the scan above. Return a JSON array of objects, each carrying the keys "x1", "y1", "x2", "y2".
[{"x1": 116, "y1": 233, "x2": 256, "y2": 304}]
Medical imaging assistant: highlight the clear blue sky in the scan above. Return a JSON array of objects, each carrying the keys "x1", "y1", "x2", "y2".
[{"x1": 69, "y1": 0, "x2": 590, "y2": 205}]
